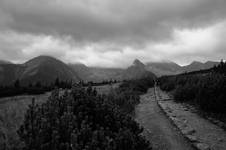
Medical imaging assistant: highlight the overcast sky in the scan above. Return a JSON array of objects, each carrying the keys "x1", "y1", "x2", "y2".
[{"x1": 0, "y1": 0, "x2": 226, "y2": 67}]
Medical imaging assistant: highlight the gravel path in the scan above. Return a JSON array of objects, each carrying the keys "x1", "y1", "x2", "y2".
[
  {"x1": 156, "y1": 87, "x2": 226, "y2": 150},
  {"x1": 135, "y1": 88, "x2": 195, "y2": 150}
]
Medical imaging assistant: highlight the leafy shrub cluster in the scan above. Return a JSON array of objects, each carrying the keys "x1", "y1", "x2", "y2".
[
  {"x1": 159, "y1": 61, "x2": 226, "y2": 113},
  {"x1": 107, "y1": 77, "x2": 155, "y2": 114},
  {"x1": 18, "y1": 82, "x2": 152, "y2": 150}
]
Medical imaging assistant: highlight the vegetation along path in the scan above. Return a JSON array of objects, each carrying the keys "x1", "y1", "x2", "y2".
[{"x1": 135, "y1": 88, "x2": 195, "y2": 150}]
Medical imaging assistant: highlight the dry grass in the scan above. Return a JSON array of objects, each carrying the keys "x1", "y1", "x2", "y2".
[{"x1": 0, "y1": 93, "x2": 50, "y2": 150}]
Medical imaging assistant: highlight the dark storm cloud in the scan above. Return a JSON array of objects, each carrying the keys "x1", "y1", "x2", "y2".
[
  {"x1": 1, "y1": 0, "x2": 225, "y2": 44},
  {"x1": 0, "y1": 0, "x2": 226, "y2": 66}
]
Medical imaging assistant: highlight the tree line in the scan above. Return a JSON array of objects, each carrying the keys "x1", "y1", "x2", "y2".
[
  {"x1": 0, "y1": 78, "x2": 71, "y2": 98},
  {"x1": 17, "y1": 77, "x2": 155, "y2": 150},
  {"x1": 159, "y1": 60, "x2": 226, "y2": 113},
  {"x1": 0, "y1": 78, "x2": 119, "y2": 98}
]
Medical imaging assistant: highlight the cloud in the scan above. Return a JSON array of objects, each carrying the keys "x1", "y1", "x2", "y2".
[
  {"x1": 0, "y1": 0, "x2": 226, "y2": 66},
  {"x1": 1, "y1": 0, "x2": 226, "y2": 43}
]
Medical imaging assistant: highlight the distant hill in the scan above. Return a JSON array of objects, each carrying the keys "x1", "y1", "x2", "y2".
[
  {"x1": 0, "y1": 64, "x2": 24, "y2": 85},
  {"x1": 122, "y1": 59, "x2": 156, "y2": 80},
  {"x1": 68, "y1": 63, "x2": 92, "y2": 81},
  {"x1": 69, "y1": 64, "x2": 124, "y2": 82},
  {"x1": 89, "y1": 67, "x2": 124, "y2": 81},
  {"x1": 145, "y1": 60, "x2": 219, "y2": 76},
  {"x1": 20, "y1": 56, "x2": 80, "y2": 85},
  {"x1": 146, "y1": 61, "x2": 182, "y2": 76},
  {"x1": 0, "y1": 56, "x2": 219, "y2": 85},
  {"x1": 69, "y1": 59, "x2": 154, "y2": 82},
  {"x1": 0, "y1": 60, "x2": 12, "y2": 64},
  {"x1": 0, "y1": 56, "x2": 80, "y2": 86}
]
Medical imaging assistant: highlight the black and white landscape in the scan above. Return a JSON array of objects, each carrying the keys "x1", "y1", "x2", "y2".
[{"x1": 0, "y1": 0, "x2": 226, "y2": 150}]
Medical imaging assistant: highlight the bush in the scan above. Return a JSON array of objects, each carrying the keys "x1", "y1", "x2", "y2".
[
  {"x1": 108, "y1": 77, "x2": 155, "y2": 114},
  {"x1": 159, "y1": 73, "x2": 226, "y2": 113},
  {"x1": 18, "y1": 84, "x2": 152, "y2": 150}
]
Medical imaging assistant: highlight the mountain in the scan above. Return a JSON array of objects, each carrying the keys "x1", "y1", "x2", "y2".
[
  {"x1": 20, "y1": 56, "x2": 80, "y2": 85},
  {"x1": 0, "y1": 64, "x2": 24, "y2": 85},
  {"x1": 0, "y1": 60, "x2": 12, "y2": 64},
  {"x1": 68, "y1": 63, "x2": 92, "y2": 81},
  {"x1": 89, "y1": 67, "x2": 124, "y2": 81},
  {"x1": 145, "y1": 60, "x2": 219, "y2": 76},
  {"x1": 69, "y1": 63, "x2": 124, "y2": 82},
  {"x1": 0, "y1": 56, "x2": 80, "y2": 86},
  {"x1": 0, "y1": 55, "x2": 219, "y2": 85},
  {"x1": 69, "y1": 59, "x2": 156, "y2": 82},
  {"x1": 122, "y1": 59, "x2": 156, "y2": 80},
  {"x1": 203, "y1": 61, "x2": 219, "y2": 69},
  {"x1": 145, "y1": 61, "x2": 182, "y2": 76},
  {"x1": 181, "y1": 61, "x2": 204, "y2": 72},
  {"x1": 181, "y1": 61, "x2": 219, "y2": 73}
]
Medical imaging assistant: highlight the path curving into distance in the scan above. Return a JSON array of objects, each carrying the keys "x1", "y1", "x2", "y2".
[{"x1": 135, "y1": 88, "x2": 195, "y2": 150}]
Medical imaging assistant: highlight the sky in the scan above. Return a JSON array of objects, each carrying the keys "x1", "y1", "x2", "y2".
[{"x1": 0, "y1": 0, "x2": 226, "y2": 67}]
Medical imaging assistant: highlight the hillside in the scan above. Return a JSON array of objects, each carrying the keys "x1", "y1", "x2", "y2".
[
  {"x1": 20, "y1": 56, "x2": 80, "y2": 85},
  {"x1": 0, "y1": 60, "x2": 12, "y2": 64},
  {"x1": 0, "y1": 56, "x2": 156, "y2": 86},
  {"x1": 122, "y1": 59, "x2": 156, "y2": 80},
  {"x1": 0, "y1": 56, "x2": 218, "y2": 85},
  {"x1": 69, "y1": 64, "x2": 124, "y2": 82},
  {"x1": 146, "y1": 61, "x2": 182, "y2": 76},
  {"x1": 146, "y1": 60, "x2": 219, "y2": 76},
  {"x1": 0, "y1": 64, "x2": 25, "y2": 85},
  {"x1": 69, "y1": 59, "x2": 156, "y2": 82},
  {"x1": 0, "y1": 56, "x2": 80, "y2": 86}
]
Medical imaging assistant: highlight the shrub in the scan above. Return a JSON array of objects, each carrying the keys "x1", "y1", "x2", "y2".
[{"x1": 18, "y1": 85, "x2": 152, "y2": 150}]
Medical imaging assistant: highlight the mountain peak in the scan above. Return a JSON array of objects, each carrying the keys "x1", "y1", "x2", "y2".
[
  {"x1": 133, "y1": 59, "x2": 145, "y2": 67},
  {"x1": 25, "y1": 55, "x2": 60, "y2": 66}
]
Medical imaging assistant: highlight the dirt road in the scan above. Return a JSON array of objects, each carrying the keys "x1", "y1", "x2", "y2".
[{"x1": 135, "y1": 88, "x2": 195, "y2": 150}]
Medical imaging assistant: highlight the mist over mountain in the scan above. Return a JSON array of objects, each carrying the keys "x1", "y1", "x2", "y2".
[
  {"x1": 146, "y1": 60, "x2": 219, "y2": 76},
  {"x1": 122, "y1": 59, "x2": 156, "y2": 79},
  {"x1": 0, "y1": 56, "x2": 154, "y2": 86},
  {"x1": 69, "y1": 58, "x2": 155, "y2": 82},
  {"x1": 20, "y1": 56, "x2": 80, "y2": 85},
  {"x1": 0, "y1": 56, "x2": 80, "y2": 86},
  {"x1": 0, "y1": 56, "x2": 219, "y2": 85},
  {"x1": 145, "y1": 61, "x2": 182, "y2": 77},
  {"x1": 69, "y1": 63, "x2": 124, "y2": 82}
]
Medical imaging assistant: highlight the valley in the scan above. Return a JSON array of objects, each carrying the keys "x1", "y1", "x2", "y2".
[{"x1": 0, "y1": 56, "x2": 225, "y2": 150}]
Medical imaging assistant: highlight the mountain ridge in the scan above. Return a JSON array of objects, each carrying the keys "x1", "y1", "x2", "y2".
[
  {"x1": 0, "y1": 56, "x2": 219, "y2": 85},
  {"x1": 0, "y1": 56, "x2": 81, "y2": 86},
  {"x1": 146, "y1": 60, "x2": 219, "y2": 76}
]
